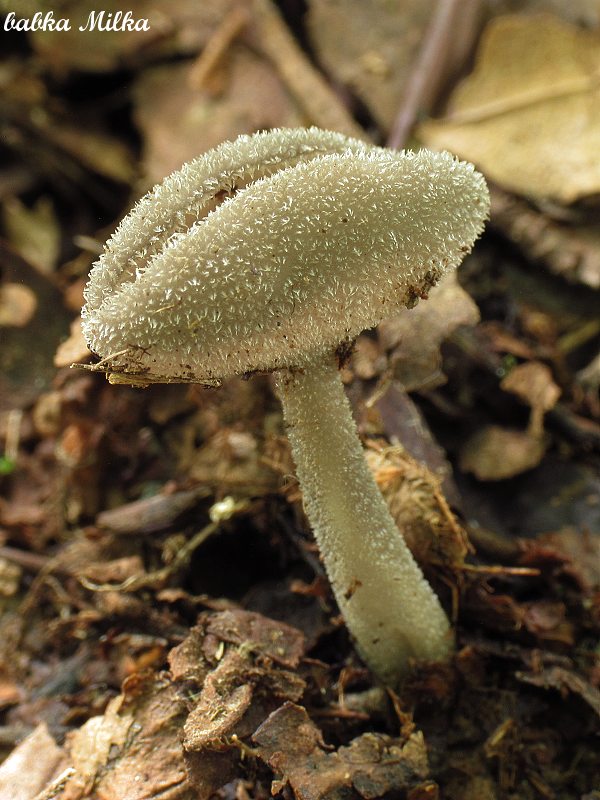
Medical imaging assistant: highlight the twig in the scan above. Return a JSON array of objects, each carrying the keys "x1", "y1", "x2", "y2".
[
  {"x1": 0, "y1": 545, "x2": 51, "y2": 572},
  {"x1": 79, "y1": 519, "x2": 221, "y2": 593},
  {"x1": 387, "y1": 0, "x2": 482, "y2": 149},
  {"x1": 32, "y1": 768, "x2": 76, "y2": 800},
  {"x1": 188, "y1": 5, "x2": 250, "y2": 90},
  {"x1": 80, "y1": 498, "x2": 250, "y2": 593},
  {"x1": 251, "y1": 0, "x2": 365, "y2": 139}
]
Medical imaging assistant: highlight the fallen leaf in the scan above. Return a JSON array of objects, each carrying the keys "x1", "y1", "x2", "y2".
[
  {"x1": 54, "y1": 318, "x2": 89, "y2": 368},
  {"x1": 169, "y1": 611, "x2": 306, "y2": 798},
  {"x1": 58, "y1": 675, "x2": 190, "y2": 800},
  {"x1": 95, "y1": 485, "x2": 209, "y2": 535},
  {"x1": 378, "y1": 272, "x2": 480, "y2": 391},
  {"x1": 460, "y1": 425, "x2": 547, "y2": 480},
  {"x1": 516, "y1": 666, "x2": 600, "y2": 718},
  {"x1": 519, "y1": 527, "x2": 600, "y2": 595},
  {"x1": 0, "y1": 722, "x2": 63, "y2": 800},
  {"x1": 0, "y1": 283, "x2": 37, "y2": 328},
  {"x1": 2, "y1": 196, "x2": 60, "y2": 274},
  {"x1": 372, "y1": 383, "x2": 461, "y2": 506},
  {"x1": 134, "y1": 50, "x2": 302, "y2": 183},
  {"x1": 29, "y1": 0, "x2": 238, "y2": 72},
  {"x1": 307, "y1": 0, "x2": 435, "y2": 131},
  {"x1": 501, "y1": 361, "x2": 561, "y2": 436},
  {"x1": 419, "y1": 13, "x2": 600, "y2": 203},
  {"x1": 252, "y1": 702, "x2": 431, "y2": 800},
  {"x1": 501, "y1": 362, "x2": 561, "y2": 412}
]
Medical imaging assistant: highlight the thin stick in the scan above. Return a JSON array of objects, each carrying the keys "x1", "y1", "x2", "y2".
[
  {"x1": 188, "y1": 5, "x2": 250, "y2": 90},
  {"x1": 387, "y1": 0, "x2": 481, "y2": 150},
  {"x1": 251, "y1": 0, "x2": 365, "y2": 139}
]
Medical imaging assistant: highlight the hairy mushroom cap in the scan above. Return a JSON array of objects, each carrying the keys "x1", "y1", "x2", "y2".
[{"x1": 82, "y1": 129, "x2": 489, "y2": 384}]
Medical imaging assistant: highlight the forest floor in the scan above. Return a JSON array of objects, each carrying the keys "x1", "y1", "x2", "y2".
[{"x1": 0, "y1": 2, "x2": 599, "y2": 799}]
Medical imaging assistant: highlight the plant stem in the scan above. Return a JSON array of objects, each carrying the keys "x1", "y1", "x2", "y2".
[{"x1": 274, "y1": 354, "x2": 452, "y2": 685}]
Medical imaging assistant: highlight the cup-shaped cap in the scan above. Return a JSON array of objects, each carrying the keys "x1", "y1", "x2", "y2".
[{"x1": 82, "y1": 128, "x2": 489, "y2": 385}]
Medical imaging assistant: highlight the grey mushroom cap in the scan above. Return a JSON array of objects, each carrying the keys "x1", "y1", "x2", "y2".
[{"x1": 82, "y1": 129, "x2": 489, "y2": 384}]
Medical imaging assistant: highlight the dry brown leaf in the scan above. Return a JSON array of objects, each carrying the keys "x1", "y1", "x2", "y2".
[
  {"x1": 0, "y1": 283, "x2": 37, "y2": 328},
  {"x1": 95, "y1": 486, "x2": 209, "y2": 535},
  {"x1": 171, "y1": 611, "x2": 306, "y2": 797},
  {"x1": 0, "y1": 722, "x2": 63, "y2": 800},
  {"x1": 134, "y1": 49, "x2": 303, "y2": 183},
  {"x1": 419, "y1": 13, "x2": 600, "y2": 203},
  {"x1": 460, "y1": 425, "x2": 547, "y2": 480},
  {"x1": 44, "y1": 124, "x2": 136, "y2": 185},
  {"x1": 516, "y1": 666, "x2": 600, "y2": 718},
  {"x1": 520, "y1": 527, "x2": 600, "y2": 595},
  {"x1": 2, "y1": 197, "x2": 60, "y2": 274},
  {"x1": 252, "y1": 702, "x2": 431, "y2": 800},
  {"x1": 378, "y1": 272, "x2": 480, "y2": 391},
  {"x1": 501, "y1": 361, "x2": 561, "y2": 436},
  {"x1": 58, "y1": 675, "x2": 191, "y2": 800},
  {"x1": 373, "y1": 383, "x2": 460, "y2": 505},
  {"x1": 307, "y1": 0, "x2": 435, "y2": 132},
  {"x1": 54, "y1": 318, "x2": 89, "y2": 368},
  {"x1": 29, "y1": 0, "x2": 238, "y2": 72}
]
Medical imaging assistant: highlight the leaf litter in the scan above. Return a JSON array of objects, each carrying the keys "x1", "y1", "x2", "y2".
[{"x1": 0, "y1": 1, "x2": 599, "y2": 799}]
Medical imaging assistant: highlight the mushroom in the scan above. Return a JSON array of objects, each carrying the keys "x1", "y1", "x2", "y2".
[{"x1": 81, "y1": 127, "x2": 489, "y2": 684}]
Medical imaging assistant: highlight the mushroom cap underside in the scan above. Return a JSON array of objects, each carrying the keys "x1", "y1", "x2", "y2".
[{"x1": 82, "y1": 145, "x2": 489, "y2": 384}]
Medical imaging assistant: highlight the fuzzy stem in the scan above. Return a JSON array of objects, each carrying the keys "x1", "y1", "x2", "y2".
[{"x1": 274, "y1": 354, "x2": 452, "y2": 685}]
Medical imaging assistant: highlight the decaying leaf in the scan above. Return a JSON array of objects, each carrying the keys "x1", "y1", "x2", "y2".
[
  {"x1": 0, "y1": 283, "x2": 37, "y2": 328},
  {"x1": 28, "y1": 0, "x2": 239, "y2": 72},
  {"x1": 0, "y1": 722, "x2": 63, "y2": 800},
  {"x1": 419, "y1": 13, "x2": 600, "y2": 203},
  {"x1": 519, "y1": 527, "x2": 600, "y2": 595},
  {"x1": 373, "y1": 382, "x2": 460, "y2": 505},
  {"x1": 174, "y1": 611, "x2": 306, "y2": 798},
  {"x1": 501, "y1": 361, "x2": 561, "y2": 436},
  {"x1": 2, "y1": 196, "x2": 60, "y2": 274},
  {"x1": 58, "y1": 675, "x2": 190, "y2": 800},
  {"x1": 54, "y1": 318, "x2": 90, "y2": 368},
  {"x1": 252, "y1": 702, "x2": 431, "y2": 800},
  {"x1": 134, "y1": 50, "x2": 302, "y2": 183},
  {"x1": 460, "y1": 425, "x2": 547, "y2": 480},
  {"x1": 516, "y1": 666, "x2": 600, "y2": 718},
  {"x1": 378, "y1": 271, "x2": 480, "y2": 391},
  {"x1": 307, "y1": 0, "x2": 435, "y2": 131}
]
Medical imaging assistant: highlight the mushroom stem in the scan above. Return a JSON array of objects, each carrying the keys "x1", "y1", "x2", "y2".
[{"x1": 274, "y1": 354, "x2": 452, "y2": 685}]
